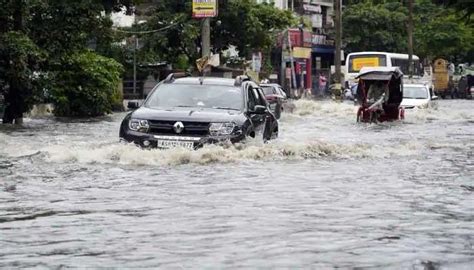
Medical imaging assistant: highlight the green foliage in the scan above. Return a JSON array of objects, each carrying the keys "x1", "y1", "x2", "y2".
[
  {"x1": 0, "y1": 0, "x2": 139, "y2": 121},
  {"x1": 50, "y1": 51, "x2": 123, "y2": 117},
  {"x1": 135, "y1": 0, "x2": 294, "y2": 71},
  {"x1": 0, "y1": 31, "x2": 44, "y2": 117},
  {"x1": 342, "y1": 0, "x2": 474, "y2": 62},
  {"x1": 414, "y1": 0, "x2": 474, "y2": 61},
  {"x1": 342, "y1": 2, "x2": 408, "y2": 53},
  {"x1": 214, "y1": 0, "x2": 295, "y2": 57}
]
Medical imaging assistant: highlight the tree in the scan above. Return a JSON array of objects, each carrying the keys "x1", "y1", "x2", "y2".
[
  {"x1": 133, "y1": 0, "x2": 294, "y2": 71},
  {"x1": 213, "y1": 0, "x2": 295, "y2": 58},
  {"x1": 0, "y1": 0, "x2": 137, "y2": 123},
  {"x1": 0, "y1": 0, "x2": 44, "y2": 124},
  {"x1": 0, "y1": 31, "x2": 44, "y2": 123},
  {"x1": 342, "y1": 1, "x2": 408, "y2": 53},
  {"x1": 50, "y1": 51, "x2": 123, "y2": 117},
  {"x1": 342, "y1": 0, "x2": 474, "y2": 63}
]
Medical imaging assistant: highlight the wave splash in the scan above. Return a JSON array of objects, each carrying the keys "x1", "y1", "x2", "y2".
[{"x1": 36, "y1": 138, "x2": 424, "y2": 166}]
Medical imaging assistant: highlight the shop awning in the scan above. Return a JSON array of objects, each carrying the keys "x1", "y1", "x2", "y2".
[{"x1": 312, "y1": 46, "x2": 334, "y2": 54}]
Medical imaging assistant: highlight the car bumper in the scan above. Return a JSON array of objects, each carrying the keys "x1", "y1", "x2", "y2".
[{"x1": 120, "y1": 130, "x2": 245, "y2": 149}]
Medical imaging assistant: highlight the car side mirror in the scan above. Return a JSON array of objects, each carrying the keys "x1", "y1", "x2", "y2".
[
  {"x1": 250, "y1": 105, "x2": 267, "y2": 114},
  {"x1": 431, "y1": 95, "x2": 439, "y2": 100},
  {"x1": 128, "y1": 101, "x2": 139, "y2": 109}
]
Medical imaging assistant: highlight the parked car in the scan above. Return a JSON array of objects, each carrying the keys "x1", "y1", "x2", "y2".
[
  {"x1": 260, "y1": 83, "x2": 287, "y2": 119},
  {"x1": 120, "y1": 74, "x2": 279, "y2": 149},
  {"x1": 401, "y1": 83, "x2": 438, "y2": 109}
]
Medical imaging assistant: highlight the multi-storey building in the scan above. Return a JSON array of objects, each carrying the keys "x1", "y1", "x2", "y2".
[{"x1": 264, "y1": 0, "x2": 336, "y2": 95}]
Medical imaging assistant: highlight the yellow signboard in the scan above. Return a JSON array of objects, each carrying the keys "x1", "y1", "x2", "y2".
[
  {"x1": 192, "y1": 0, "x2": 217, "y2": 18},
  {"x1": 352, "y1": 57, "x2": 380, "y2": 71},
  {"x1": 292, "y1": 47, "x2": 312, "y2": 59}
]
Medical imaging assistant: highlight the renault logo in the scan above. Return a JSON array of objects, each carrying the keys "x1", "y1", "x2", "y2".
[{"x1": 173, "y1": 121, "x2": 184, "y2": 134}]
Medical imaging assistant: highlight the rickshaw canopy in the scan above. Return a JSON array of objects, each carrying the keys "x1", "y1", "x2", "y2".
[{"x1": 356, "y1": 67, "x2": 404, "y2": 81}]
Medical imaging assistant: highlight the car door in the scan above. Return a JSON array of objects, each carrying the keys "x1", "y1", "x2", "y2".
[
  {"x1": 245, "y1": 84, "x2": 267, "y2": 137},
  {"x1": 254, "y1": 87, "x2": 276, "y2": 140}
]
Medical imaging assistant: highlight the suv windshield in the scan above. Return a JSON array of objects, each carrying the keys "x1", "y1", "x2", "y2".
[
  {"x1": 404, "y1": 86, "x2": 428, "y2": 99},
  {"x1": 146, "y1": 84, "x2": 243, "y2": 110}
]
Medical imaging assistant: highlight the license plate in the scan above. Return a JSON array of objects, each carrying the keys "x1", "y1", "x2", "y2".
[{"x1": 157, "y1": 140, "x2": 194, "y2": 149}]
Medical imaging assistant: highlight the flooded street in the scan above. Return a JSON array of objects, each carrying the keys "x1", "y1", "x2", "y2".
[{"x1": 0, "y1": 100, "x2": 473, "y2": 268}]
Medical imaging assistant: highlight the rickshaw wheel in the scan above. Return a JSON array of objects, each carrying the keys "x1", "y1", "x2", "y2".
[
  {"x1": 356, "y1": 108, "x2": 362, "y2": 123},
  {"x1": 370, "y1": 111, "x2": 378, "y2": 123}
]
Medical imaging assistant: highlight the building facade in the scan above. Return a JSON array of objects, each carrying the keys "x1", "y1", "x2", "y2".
[{"x1": 266, "y1": 0, "x2": 336, "y2": 96}]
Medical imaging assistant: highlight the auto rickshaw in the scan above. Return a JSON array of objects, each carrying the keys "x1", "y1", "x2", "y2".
[{"x1": 355, "y1": 67, "x2": 405, "y2": 123}]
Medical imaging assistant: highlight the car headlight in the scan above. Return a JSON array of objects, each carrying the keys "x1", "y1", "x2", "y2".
[
  {"x1": 129, "y1": 119, "x2": 149, "y2": 132},
  {"x1": 209, "y1": 122, "x2": 236, "y2": 136}
]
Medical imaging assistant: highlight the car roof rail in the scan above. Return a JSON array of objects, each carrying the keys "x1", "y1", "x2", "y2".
[
  {"x1": 163, "y1": 72, "x2": 191, "y2": 83},
  {"x1": 234, "y1": 74, "x2": 253, "y2": 86}
]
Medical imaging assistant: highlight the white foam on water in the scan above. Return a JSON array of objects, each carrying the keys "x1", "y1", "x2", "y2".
[
  {"x1": 39, "y1": 141, "x2": 331, "y2": 166},
  {"x1": 1, "y1": 99, "x2": 470, "y2": 167},
  {"x1": 32, "y1": 137, "x2": 428, "y2": 167},
  {"x1": 290, "y1": 99, "x2": 357, "y2": 118},
  {"x1": 403, "y1": 102, "x2": 474, "y2": 124}
]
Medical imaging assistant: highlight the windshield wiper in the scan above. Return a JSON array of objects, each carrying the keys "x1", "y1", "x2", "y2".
[
  {"x1": 175, "y1": 105, "x2": 194, "y2": 108},
  {"x1": 212, "y1": 106, "x2": 240, "y2": 111}
]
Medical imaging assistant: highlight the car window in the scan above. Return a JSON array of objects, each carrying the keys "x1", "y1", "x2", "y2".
[
  {"x1": 255, "y1": 88, "x2": 267, "y2": 106},
  {"x1": 278, "y1": 87, "x2": 287, "y2": 98},
  {"x1": 403, "y1": 86, "x2": 429, "y2": 99},
  {"x1": 146, "y1": 84, "x2": 243, "y2": 110},
  {"x1": 261, "y1": 86, "x2": 274, "y2": 95},
  {"x1": 247, "y1": 86, "x2": 258, "y2": 110}
]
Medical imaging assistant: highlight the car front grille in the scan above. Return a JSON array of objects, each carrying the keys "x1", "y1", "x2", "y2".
[{"x1": 148, "y1": 120, "x2": 210, "y2": 136}]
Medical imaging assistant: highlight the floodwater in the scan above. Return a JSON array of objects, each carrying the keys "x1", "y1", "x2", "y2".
[{"x1": 0, "y1": 100, "x2": 473, "y2": 268}]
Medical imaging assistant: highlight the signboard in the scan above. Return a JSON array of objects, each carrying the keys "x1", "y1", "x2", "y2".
[
  {"x1": 312, "y1": 34, "x2": 326, "y2": 45},
  {"x1": 192, "y1": 0, "x2": 217, "y2": 18},
  {"x1": 288, "y1": 29, "x2": 312, "y2": 48},
  {"x1": 293, "y1": 47, "x2": 312, "y2": 59},
  {"x1": 311, "y1": 14, "x2": 323, "y2": 28},
  {"x1": 303, "y1": 4, "x2": 322, "y2": 13},
  {"x1": 352, "y1": 57, "x2": 380, "y2": 71}
]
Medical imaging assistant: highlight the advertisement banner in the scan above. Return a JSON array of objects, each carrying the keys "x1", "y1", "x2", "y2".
[
  {"x1": 293, "y1": 47, "x2": 312, "y2": 59},
  {"x1": 352, "y1": 57, "x2": 380, "y2": 71}
]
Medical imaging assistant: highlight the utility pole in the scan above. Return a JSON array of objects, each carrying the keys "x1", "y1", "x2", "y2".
[
  {"x1": 288, "y1": 30, "x2": 297, "y2": 98},
  {"x1": 132, "y1": 14, "x2": 137, "y2": 99},
  {"x1": 133, "y1": 35, "x2": 138, "y2": 98},
  {"x1": 334, "y1": 0, "x2": 342, "y2": 101},
  {"x1": 280, "y1": 29, "x2": 287, "y2": 91},
  {"x1": 201, "y1": 17, "x2": 211, "y2": 58},
  {"x1": 407, "y1": 0, "x2": 414, "y2": 78}
]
